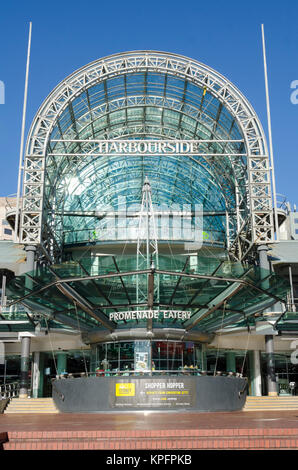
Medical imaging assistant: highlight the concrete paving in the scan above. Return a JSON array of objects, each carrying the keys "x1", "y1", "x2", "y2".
[{"x1": 1, "y1": 409, "x2": 298, "y2": 432}]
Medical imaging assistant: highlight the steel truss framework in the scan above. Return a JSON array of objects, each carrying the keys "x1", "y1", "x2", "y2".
[
  {"x1": 19, "y1": 51, "x2": 274, "y2": 261},
  {"x1": 136, "y1": 178, "x2": 159, "y2": 309}
]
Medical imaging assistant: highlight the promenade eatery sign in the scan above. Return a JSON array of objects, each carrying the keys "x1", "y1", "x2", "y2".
[{"x1": 109, "y1": 310, "x2": 192, "y2": 322}]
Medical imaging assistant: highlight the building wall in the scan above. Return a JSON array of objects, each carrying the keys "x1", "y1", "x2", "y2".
[
  {"x1": 278, "y1": 202, "x2": 298, "y2": 241},
  {"x1": 0, "y1": 197, "x2": 16, "y2": 241},
  {"x1": 290, "y1": 212, "x2": 298, "y2": 240}
]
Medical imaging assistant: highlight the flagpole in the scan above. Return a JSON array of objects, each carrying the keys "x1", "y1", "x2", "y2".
[
  {"x1": 14, "y1": 22, "x2": 32, "y2": 243},
  {"x1": 261, "y1": 23, "x2": 279, "y2": 241}
]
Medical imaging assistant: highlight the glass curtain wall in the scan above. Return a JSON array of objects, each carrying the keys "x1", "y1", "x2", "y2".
[
  {"x1": 92, "y1": 341, "x2": 202, "y2": 373},
  {"x1": 260, "y1": 352, "x2": 298, "y2": 396}
]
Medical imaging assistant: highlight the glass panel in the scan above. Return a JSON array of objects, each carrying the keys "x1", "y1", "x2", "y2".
[
  {"x1": 151, "y1": 341, "x2": 194, "y2": 371},
  {"x1": 6, "y1": 253, "x2": 289, "y2": 333},
  {"x1": 119, "y1": 342, "x2": 134, "y2": 371},
  {"x1": 183, "y1": 341, "x2": 195, "y2": 367}
]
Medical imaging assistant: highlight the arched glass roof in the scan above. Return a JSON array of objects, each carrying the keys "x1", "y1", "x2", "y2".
[
  {"x1": 44, "y1": 67, "x2": 247, "y2": 247},
  {"x1": 20, "y1": 51, "x2": 273, "y2": 258}
]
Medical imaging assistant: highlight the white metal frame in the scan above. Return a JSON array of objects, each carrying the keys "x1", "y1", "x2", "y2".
[
  {"x1": 136, "y1": 177, "x2": 159, "y2": 306},
  {"x1": 18, "y1": 51, "x2": 274, "y2": 261}
]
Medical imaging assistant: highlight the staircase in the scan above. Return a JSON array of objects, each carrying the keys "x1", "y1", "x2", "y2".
[
  {"x1": 244, "y1": 396, "x2": 298, "y2": 411},
  {"x1": 4, "y1": 398, "x2": 59, "y2": 414}
]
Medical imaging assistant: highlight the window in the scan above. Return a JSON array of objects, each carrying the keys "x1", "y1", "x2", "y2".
[
  {"x1": 95, "y1": 342, "x2": 134, "y2": 371},
  {"x1": 4, "y1": 228, "x2": 12, "y2": 235},
  {"x1": 94, "y1": 341, "x2": 202, "y2": 373},
  {"x1": 294, "y1": 218, "x2": 298, "y2": 224},
  {"x1": 151, "y1": 341, "x2": 201, "y2": 370}
]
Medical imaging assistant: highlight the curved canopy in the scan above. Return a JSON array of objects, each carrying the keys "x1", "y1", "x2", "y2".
[
  {"x1": 7, "y1": 254, "x2": 289, "y2": 334},
  {"x1": 20, "y1": 51, "x2": 273, "y2": 259}
]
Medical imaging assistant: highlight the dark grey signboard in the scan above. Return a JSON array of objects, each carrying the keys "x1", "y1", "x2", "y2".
[
  {"x1": 52, "y1": 375, "x2": 247, "y2": 412},
  {"x1": 110, "y1": 377, "x2": 196, "y2": 408}
]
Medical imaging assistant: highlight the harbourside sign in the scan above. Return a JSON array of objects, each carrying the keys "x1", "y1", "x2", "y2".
[
  {"x1": 109, "y1": 309, "x2": 191, "y2": 322},
  {"x1": 50, "y1": 139, "x2": 243, "y2": 157},
  {"x1": 95, "y1": 140, "x2": 205, "y2": 155}
]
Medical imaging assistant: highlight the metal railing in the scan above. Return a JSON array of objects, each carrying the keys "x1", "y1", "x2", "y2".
[
  {"x1": 53, "y1": 369, "x2": 244, "y2": 379},
  {"x1": 5, "y1": 194, "x2": 17, "y2": 212},
  {"x1": 276, "y1": 194, "x2": 290, "y2": 213},
  {"x1": 0, "y1": 382, "x2": 20, "y2": 400}
]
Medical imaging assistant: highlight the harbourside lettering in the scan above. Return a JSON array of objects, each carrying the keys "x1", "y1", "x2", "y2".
[
  {"x1": 49, "y1": 139, "x2": 233, "y2": 156},
  {"x1": 109, "y1": 310, "x2": 191, "y2": 322},
  {"x1": 49, "y1": 139, "x2": 244, "y2": 158},
  {"x1": 96, "y1": 140, "x2": 204, "y2": 155}
]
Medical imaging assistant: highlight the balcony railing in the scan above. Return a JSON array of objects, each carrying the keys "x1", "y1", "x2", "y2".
[
  {"x1": 53, "y1": 369, "x2": 244, "y2": 379},
  {"x1": 0, "y1": 382, "x2": 20, "y2": 400}
]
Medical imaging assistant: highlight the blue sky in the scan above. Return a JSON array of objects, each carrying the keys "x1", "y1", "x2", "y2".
[{"x1": 0, "y1": 0, "x2": 297, "y2": 207}]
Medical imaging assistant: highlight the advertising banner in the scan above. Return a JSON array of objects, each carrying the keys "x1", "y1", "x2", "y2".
[{"x1": 110, "y1": 377, "x2": 196, "y2": 409}]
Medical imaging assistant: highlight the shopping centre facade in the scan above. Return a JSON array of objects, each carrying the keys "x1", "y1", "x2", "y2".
[{"x1": 0, "y1": 51, "x2": 297, "y2": 410}]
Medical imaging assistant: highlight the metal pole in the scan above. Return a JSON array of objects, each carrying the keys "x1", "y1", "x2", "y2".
[
  {"x1": 253, "y1": 350, "x2": 262, "y2": 396},
  {"x1": 265, "y1": 335, "x2": 277, "y2": 396},
  {"x1": 25, "y1": 245, "x2": 36, "y2": 273},
  {"x1": 258, "y1": 244, "x2": 270, "y2": 289},
  {"x1": 1, "y1": 275, "x2": 6, "y2": 309},
  {"x1": 146, "y1": 190, "x2": 150, "y2": 269},
  {"x1": 4, "y1": 359, "x2": 7, "y2": 386},
  {"x1": 225, "y1": 211, "x2": 230, "y2": 250},
  {"x1": 258, "y1": 244, "x2": 277, "y2": 395},
  {"x1": 261, "y1": 24, "x2": 279, "y2": 241},
  {"x1": 289, "y1": 265, "x2": 295, "y2": 311},
  {"x1": 19, "y1": 336, "x2": 31, "y2": 398},
  {"x1": 14, "y1": 22, "x2": 32, "y2": 243}
]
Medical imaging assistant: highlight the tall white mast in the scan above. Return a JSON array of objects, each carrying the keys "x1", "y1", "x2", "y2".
[
  {"x1": 15, "y1": 22, "x2": 32, "y2": 243},
  {"x1": 261, "y1": 23, "x2": 279, "y2": 242}
]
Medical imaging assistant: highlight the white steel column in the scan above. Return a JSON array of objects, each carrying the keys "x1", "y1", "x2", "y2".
[
  {"x1": 253, "y1": 350, "x2": 262, "y2": 396},
  {"x1": 32, "y1": 351, "x2": 40, "y2": 398}
]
